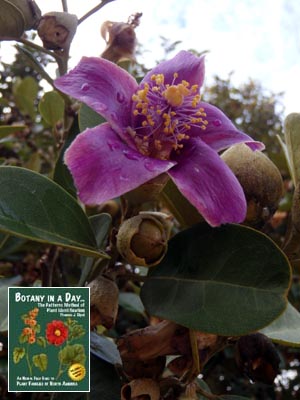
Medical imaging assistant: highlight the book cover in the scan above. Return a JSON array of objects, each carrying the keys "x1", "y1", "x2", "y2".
[{"x1": 8, "y1": 287, "x2": 90, "y2": 392}]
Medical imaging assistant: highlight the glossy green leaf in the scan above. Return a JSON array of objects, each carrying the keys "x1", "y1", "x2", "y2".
[
  {"x1": 53, "y1": 119, "x2": 78, "y2": 197},
  {"x1": 79, "y1": 213, "x2": 112, "y2": 285},
  {"x1": 260, "y1": 302, "x2": 300, "y2": 347},
  {"x1": 141, "y1": 223, "x2": 291, "y2": 336},
  {"x1": 13, "y1": 76, "x2": 39, "y2": 119},
  {"x1": 284, "y1": 113, "x2": 300, "y2": 185},
  {"x1": 38, "y1": 91, "x2": 64, "y2": 128},
  {"x1": 79, "y1": 103, "x2": 106, "y2": 132},
  {"x1": 0, "y1": 125, "x2": 26, "y2": 138},
  {"x1": 0, "y1": 166, "x2": 107, "y2": 258},
  {"x1": 161, "y1": 180, "x2": 203, "y2": 227}
]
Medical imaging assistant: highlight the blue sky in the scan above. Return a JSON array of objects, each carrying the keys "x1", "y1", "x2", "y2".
[{"x1": 1, "y1": 0, "x2": 300, "y2": 117}]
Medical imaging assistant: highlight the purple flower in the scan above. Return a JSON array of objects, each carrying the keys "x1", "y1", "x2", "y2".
[{"x1": 55, "y1": 51, "x2": 264, "y2": 226}]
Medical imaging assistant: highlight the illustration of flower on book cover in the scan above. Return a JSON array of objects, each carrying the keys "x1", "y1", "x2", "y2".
[{"x1": 8, "y1": 287, "x2": 90, "y2": 392}]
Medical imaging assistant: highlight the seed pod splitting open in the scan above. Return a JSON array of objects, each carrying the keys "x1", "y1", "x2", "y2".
[{"x1": 117, "y1": 212, "x2": 171, "y2": 267}]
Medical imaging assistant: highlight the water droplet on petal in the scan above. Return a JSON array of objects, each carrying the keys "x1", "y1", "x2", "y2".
[
  {"x1": 97, "y1": 104, "x2": 108, "y2": 113},
  {"x1": 123, "y1": 149, "x2": 141, "y2": 161},
  {"x1": 144, "y1": 159, "x2": 160, "y2": 172},
  {"x1": 107, "y1": 141, "x2": 120, "y2": 151},
  {"x1": 81, "y1": 83, "x2": 90, "y2": 92},
  {"x1": 194, "y1": 167, "x2": 200, "y2": 173},
  {"x1": 116, "y1": 92, "x2": 125, "y2": 103},
  {"x1": 120, "y1": 175, "x2": 129, "y2": 181},
  {"x1": 213, "y1": 119, "x2": 222, "y2": 127}
]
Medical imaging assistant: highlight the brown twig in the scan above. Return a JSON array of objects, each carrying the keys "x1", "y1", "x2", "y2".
[{"x1": 78, "y1": 0, "x2": 116, "y2": 25}]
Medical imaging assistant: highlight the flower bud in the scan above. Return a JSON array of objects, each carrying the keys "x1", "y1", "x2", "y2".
[
  {"x1": 116, "y1": 212, "x2": 171, "y2": 267},
  {"x1": 221, "y1": 144, "x2": 283, "y2": 225},
  {"x1": 88, "y1": 275, "x2": 119, "y2": 329},
  {"x1": 121, "y1": 378, "x2": 160, "y2": 400},
  {"x1": 37, "y1": 11, "x2": 78, "y2": 50},
  {"x1": 0, "y1": 0, "x2": 41, "y2": 39}
]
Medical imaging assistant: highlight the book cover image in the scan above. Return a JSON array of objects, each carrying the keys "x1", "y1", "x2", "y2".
[{"x1": 8, "y1": 287, "x2": 90, "y2": 392}]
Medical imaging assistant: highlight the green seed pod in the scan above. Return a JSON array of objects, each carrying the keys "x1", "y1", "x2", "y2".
[
  {"x1": 221, "y1": 143, "x2": 283, "y2": 225},
  {"x1": 117, "y1": 212, "x2": 171, "y2": 267},
  {"x1": 37, "y1": 11, "x2": 78, "y2": 50},
  {"x1": 0, "y1": 0, "x2": 41, "y2": 39}
]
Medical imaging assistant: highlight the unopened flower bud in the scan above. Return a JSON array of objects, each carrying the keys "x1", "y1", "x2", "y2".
[
  {"x1": 117, "y1": 212, "x2": 171, "y2": 267},
  {"x1": 121, "y1": 378, "x2": 160, "y2": 400},
  {"x1": 235, "y1": 333, "x2": 280, "y2": 384},
  {"x1": 37, "y1": 11, "x2": 78, "y2": 50},
  {"x1": 88, "y1": 275, "x2": 119, "y2": 329},
  {"x1": 221, "y1": 144, "x2": 283, "y2": 226},
  {"x1": 0, "y1": 0, "x2": 41, "y2": 39}
]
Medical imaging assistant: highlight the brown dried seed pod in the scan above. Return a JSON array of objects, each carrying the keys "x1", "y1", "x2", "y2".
[
  {"x1": 121, "y1": 378, "x2": 160, "y2": 400},
  {"x1": 117, "y1": 212, "x2": 171, "y2": 267},
  {"x1": 37, "y1": 11, "x2": 78, "y2": 50},
  {"x1": 88, "y1": 275, "x2": 119, "y2": 329},
  {"x1": 221, "y1": 144, "x2": 284, "y2": 225}
]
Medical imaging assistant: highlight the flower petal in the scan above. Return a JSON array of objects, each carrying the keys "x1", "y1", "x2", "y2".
[
  {"x1": 168, "y1": 138, "x2": 247, "y2": 226},
  {"x1": 142, "y1": 50, "x2": 205, "y2": 87},
  {"x1": 55, "y1": 57, "x2": 137, "y2": 133},
  {"x1": 195, "y1": 102, "x2": 264, "y2": 151},
  {"x1": 65, "y1": 123, "x2": 176, "y2": 205}
]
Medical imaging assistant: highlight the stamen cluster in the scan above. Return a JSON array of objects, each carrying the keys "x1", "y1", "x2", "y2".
[{"x1": 131, "y1": 72, "x2": 208, "y2": 159}]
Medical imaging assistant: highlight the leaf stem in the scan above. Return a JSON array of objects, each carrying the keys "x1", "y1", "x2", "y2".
[
  {"x1": 0, "y1": 234, "x2": 10, "y2": 250},
  {"x1": 78, "y1": 0, "x2": 116, "y2": 25}
]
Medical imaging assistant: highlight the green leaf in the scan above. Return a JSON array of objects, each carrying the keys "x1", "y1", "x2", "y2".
[
  {"x1": 59, "y1": 344, "x2": 86, "y2": 365},
  {"x1": 32, "y1": 353, "x2": 48, "y2": 371},
  {"x1": 161, "y1": 180, "x2": 203, "y2": 227},
  {"x1": 79, "y1": 213, "x2": 112, "y2": 285},
  {"x1": 13, "y1": 76, "x2": 39, "y2": 119},
  {"x1": 0, "y1": 166, "x2": 107, "y2": 258},
  {"x1": 284, "y1": 113, "x2": 300, "y2": 185},
  {"x1": 141, "y1": 223, "x2": 291, "y2": 336},
  {"x1": 53, "y1": 119, "x2": 78, "y2": 197},
  {"x1": 79, "y1": 103, "x2": 106, "y2": 132},
  {"x1": 89, "y1": 353, "x2": 122, "y2": 400},
  {"x1": 260, "y1": 302, "x2": 300, "y2": 347},
  {"x1": 38, "y1": 91, "x2": 64, "y2": 128},
  {"x1": 13, "y1": 347, "x2": 25, "y2": 363},
  {"x1": 119, "y1": 292, "x2": 145, "y2": 315},
  {"x1": 0, "y1": 125, "x2": 26, "y2": 138},
  {"x1": 90, "y1": 331, "x2": 121, "y2": 365},
  {"x1": 36, "y1": 336, "x2": 47, "y2": 347}
]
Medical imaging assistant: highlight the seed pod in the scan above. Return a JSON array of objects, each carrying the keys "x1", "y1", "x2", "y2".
[
  {"x1": 0, "y1": 0, "x2": 41, "y2": 39},
  {"x1": 121, "y1": 378, "x2": 160, "y2": 400},
  {"x1": 100, "y1": 13, "x2": 142, "y2": 63},
  {"x1": 37, "y1": 11, "x2": 78, "y2": 50},
  {"x1": 221, "y1": 144, "x2": 283, "y2": 225},
  {"x1": 235, "y1": 333, "x2": 280, "y2": 384},
  {"x1": 117, "y1": 212, "x2": 171, "y2": 267},
  {"x1": 88, "y1": 275, "x2": 119, "y2": 329}
]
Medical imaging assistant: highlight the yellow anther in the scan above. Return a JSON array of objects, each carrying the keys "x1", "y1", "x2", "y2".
[
  {"x1": 154, "y1": 140, "x2": 162, "y2": 150},
  {"x1": 181, "y1": 80, "x2": 189, "y2": 87},
  {"x1": 142, "y1": 120, "x2": 148, "y2": 127},
  {"x1": 173, "y1": 72, "x2": 179, "y2": 79},
  {"x1": 191, "y1": 84, "x2": 199, "y2": 93},
  {"x1": 133, "y1": 109, "x2": 139, "y2": 116}
]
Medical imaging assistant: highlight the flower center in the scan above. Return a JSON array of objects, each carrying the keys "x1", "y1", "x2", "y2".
[
  {"x1": 54, "y1": 329, "x2": 62, "y2": 337},
  {"x1": 131, "y1": 72, "x2": 208, "y2": 159}
]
